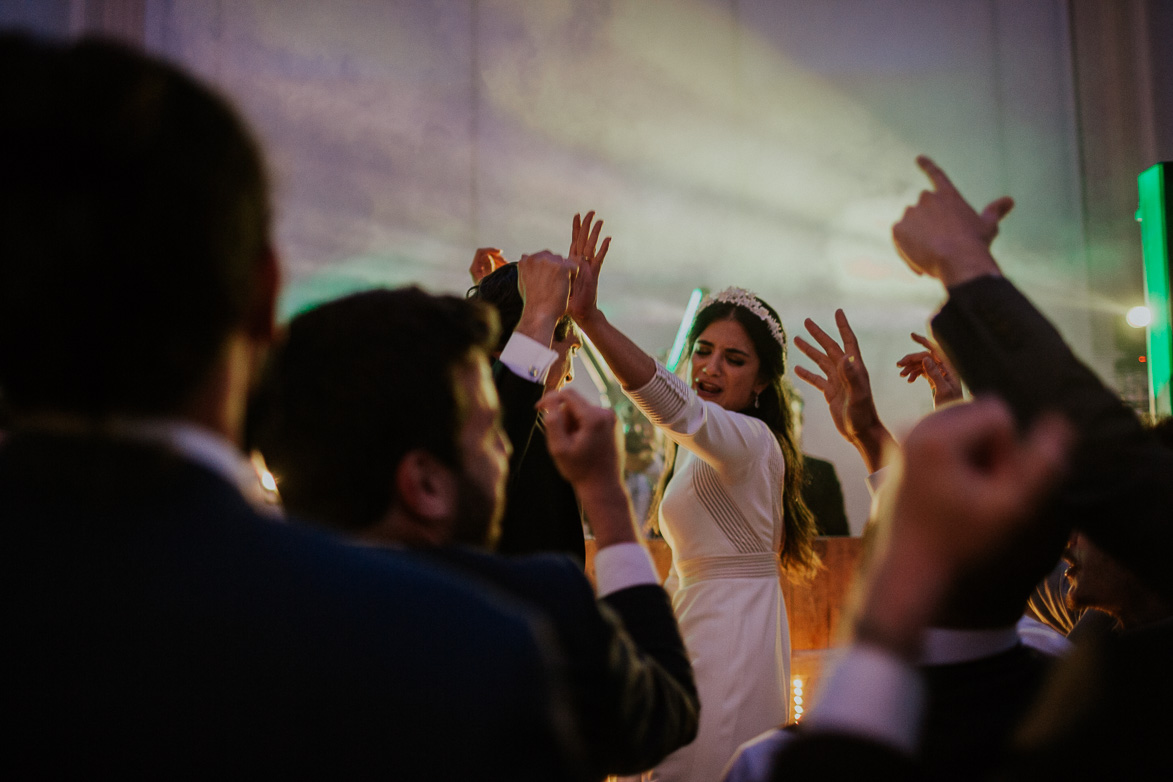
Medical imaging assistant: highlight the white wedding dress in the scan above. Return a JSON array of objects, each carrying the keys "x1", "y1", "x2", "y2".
[{"x1": 624, "y1": 364, "x2": 790, "y2": 782}]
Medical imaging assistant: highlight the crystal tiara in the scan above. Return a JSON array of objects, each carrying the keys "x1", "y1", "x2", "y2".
[{"x1": 698, "y1": 286, "x2": 787, "y2": 351}]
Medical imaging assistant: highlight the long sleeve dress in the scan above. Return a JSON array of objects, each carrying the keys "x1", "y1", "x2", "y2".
[{"x1": 625, "y1": 363, "x2": 790, "y2": 782}]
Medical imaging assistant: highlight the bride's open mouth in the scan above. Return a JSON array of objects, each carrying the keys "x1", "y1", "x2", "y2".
[{"x1": 696, "y1": 380, "x2": 721, "y2": 397}]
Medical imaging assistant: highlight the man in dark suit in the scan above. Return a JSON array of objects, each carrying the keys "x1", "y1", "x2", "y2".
[
  {"x1": 468, "y1": 239, "x2": 600, "y2": 562},
  {"x1": 768, "y1": 156, "x2": 1173, "y2": 778},
  {"x1": 249, "y1": 287, "x2": 701, "y2": 780},
  {"x1": 0, "y1": 34, "x2": 580, "y2": 779},
  {"x1": 800, "y1": 455, "x2": 850, "y2": 536}
]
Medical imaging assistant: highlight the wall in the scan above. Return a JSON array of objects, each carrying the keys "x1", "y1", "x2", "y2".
[{"x1": 5, "y1": 0, "x2": 1160, "y2": 533}]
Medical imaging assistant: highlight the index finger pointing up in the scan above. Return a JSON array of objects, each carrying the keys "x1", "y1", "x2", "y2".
[{"x1": 916, "y1": 155, "x2": 959, "y2": 196}]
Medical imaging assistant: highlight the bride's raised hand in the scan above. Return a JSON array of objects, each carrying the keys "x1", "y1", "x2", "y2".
[{"x1": 567, "y1": 210, "x2": 611, "y2": 326}]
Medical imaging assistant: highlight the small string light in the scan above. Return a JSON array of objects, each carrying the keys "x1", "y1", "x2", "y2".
[{"x1": 792, "y1": 676, "x2": 805, "y2": 722}]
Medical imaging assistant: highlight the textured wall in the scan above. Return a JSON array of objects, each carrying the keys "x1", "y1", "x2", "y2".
[{"x1": 4, "y1": 0, "x2": 1134, "y2": 533}]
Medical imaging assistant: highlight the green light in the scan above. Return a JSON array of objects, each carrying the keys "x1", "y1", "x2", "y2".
[
  {"x1": 666, "y1": 288, "x2": 707, "y2": 372},
  {"x1": 1136, "y1": 163, "x2": 1173, "y2": 416}
]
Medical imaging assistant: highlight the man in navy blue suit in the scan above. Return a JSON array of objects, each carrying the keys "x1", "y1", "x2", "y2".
[
  {"x1": 0, "y1": 34, "x2": 581, "y2": 779},
  {"x1": 248, "y1": 286, "x2": 700, "y2": 780}
]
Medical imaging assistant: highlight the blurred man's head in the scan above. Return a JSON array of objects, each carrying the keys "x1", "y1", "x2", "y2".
[
  {"x1": 1059, "y1": 416, "x2": 1173, "y2": 629},
  {"x1": 0, "y1": 35, "x2": 275, "y2": 424},
  {"x1": 249, "y1": 287, "x2": 510, "y2": 548},
  {"x1": 864, "y1": 401, "x2": 1071, "y2": 631},
  {"x1": 1062, "y1": 531, "x2": 1171, "y2": 629},
  {"x1": 467, "y1": 262, "x2": 581, "y2": 391}
]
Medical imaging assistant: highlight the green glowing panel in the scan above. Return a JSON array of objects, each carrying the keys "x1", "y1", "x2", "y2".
[{"x1": 1137, "y1": 163, "x2": 1173, "y2": 416}]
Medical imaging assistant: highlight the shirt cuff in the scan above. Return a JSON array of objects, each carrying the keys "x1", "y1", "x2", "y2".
[
  {"x1": 593, "y1": 542, "x2": 659, "y2": 597},
  {"x1": 865, "y1": 466, "x2": 889, "y2": 497},
  {"x1": 499, "y1": 332, "x2": 558, "y2": 385},
  {"x1": 625, "y1": 362, "x2": 689, "y2": 426},
  {"x1": 804, "y1": 642, "x2": 924, "y2": 755}
]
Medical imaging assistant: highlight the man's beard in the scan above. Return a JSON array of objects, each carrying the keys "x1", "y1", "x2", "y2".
[{"x1": 450, "y1": 473, "x2": 504, "y2": 550}]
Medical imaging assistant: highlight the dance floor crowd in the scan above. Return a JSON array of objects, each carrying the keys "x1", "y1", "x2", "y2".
[{"x1": 3, "y1": 32, "x2": 1170, "y2": 780}]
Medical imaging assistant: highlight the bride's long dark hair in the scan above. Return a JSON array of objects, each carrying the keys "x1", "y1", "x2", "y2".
[{"x1": 647, "y1": 295, "x2": 819, "y2": 578}]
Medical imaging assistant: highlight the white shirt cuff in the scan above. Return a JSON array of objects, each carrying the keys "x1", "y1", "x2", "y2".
[
  {"x1": 499, "y1": 332, "x2": 558, "y2": 385},
  {"x1": 805, "y1": 642, "x2": 924, "y2": 755},
  {"x1": 865, "y1": 466, "x2": 889, "y2": 497},
  {"x1": 593, "y1": 542, "x2": 659, "y2": 597}
]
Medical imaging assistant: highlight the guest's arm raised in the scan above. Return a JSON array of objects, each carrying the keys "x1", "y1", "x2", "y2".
[
  {"x1": 793, "y1": 309, "x2": 896, "y2": 473},
  {"x1": 767, "y1": 400, "x2": 1072, "y2": 774},
  {"x1": 896, "y1": 332, "x2": 964, "y2": 408},
  {"x1": 540, "y1": 387, "x2": 639, "y2": 550},
  {"x1": 892, "y1": 155, "x2": 1014, "y2": 288},
  {"x1": 469, "y1": 246, "x2": 508, "y2": 284},
  {"x1": 565, "y1": 211, "x2": 657, "y2": 390},
  {"x1": 513, "y1": 251, "x2": 578, "y2": 350}
]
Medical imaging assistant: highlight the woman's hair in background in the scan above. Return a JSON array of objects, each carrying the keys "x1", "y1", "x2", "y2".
[
  {"x1": 648, "y1": 295, "x2": 820, "y2": 578},
  {"x1": 467, "y1": 263, "x2": 523, "y2": 353}
]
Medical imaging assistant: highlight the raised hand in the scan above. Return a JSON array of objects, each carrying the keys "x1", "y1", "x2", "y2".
[
  {"x1": 517, "y1": 251, "x2": 576, "y2": 318},
  {"x1": 540, "y1": 387, "x2": 624, "y2": 487},
  {"x1": 892, "y1": 156, "x2": 1014, "y2": 287},
  {"x1": 470, "y1": 247, "x2": 508, "y2": 284},
  {"x1": 793, "y1": 309, "x2": 895, "y2": 473},
  {"x1": 896, "y1": 332, "x2": 963, "y2": 408},
  {"x1": 539, "y1": 387, "x2": 637, "y2": 548},
  {"x1": 567, "y1": 211, "x2": 611, "y2": 326}
]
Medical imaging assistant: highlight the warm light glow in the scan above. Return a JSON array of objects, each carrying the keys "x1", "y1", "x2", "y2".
[
  {"x1": 792, "y1": 676, "x2": 805, "y2": 722},
  {"x1": 1127, "y1": 305, "x2": 1152, "y2": 328},
  {"x1": 250, "y1": 450, "x2": 282, "y2": 499}
]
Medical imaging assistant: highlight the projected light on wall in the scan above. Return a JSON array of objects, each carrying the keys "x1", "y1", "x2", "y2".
[{"x1": 148, "y1": 0, "x2": 1096, "y2": 538}]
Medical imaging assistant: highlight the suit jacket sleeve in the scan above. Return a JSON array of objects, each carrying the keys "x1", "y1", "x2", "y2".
[
  {"x1": 801, "y1": 455, "x2": 850, "y2": 537},
  {"x1": 494, "y1": 359, "x2": 545, "y2": 488},
  {"x1": 931, "y1": 276, "x2": 1173, "y2": 602},
  {"x1": 597, "y1": 583, "x2": 699, "y2": 773},
  {"x1": 492, "y1": 361, "x2": 585, "y2": 561},
  {"x1": 427, "y1": 548, "x2": 698, "y2": 777},
  {"x1": 767, "y1": 733, "x2": 921, "y2": 780},
  {"x1": 531, "y1": 558, "x2": 698, "y2": 777}
]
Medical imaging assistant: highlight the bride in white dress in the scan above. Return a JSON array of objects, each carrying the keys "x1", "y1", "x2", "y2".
[{"x1": 568, "y1": 214, "x2": 818, "y2": 781}]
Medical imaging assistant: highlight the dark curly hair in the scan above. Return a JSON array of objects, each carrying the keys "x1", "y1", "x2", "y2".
[{"x1": 248, "y1": 287, "x2": 499, "y2": 532}]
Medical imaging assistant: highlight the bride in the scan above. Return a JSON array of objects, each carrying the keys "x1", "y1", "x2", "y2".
[{"x1": 568, "y1": 213, "x2": 818, "y2": 781}]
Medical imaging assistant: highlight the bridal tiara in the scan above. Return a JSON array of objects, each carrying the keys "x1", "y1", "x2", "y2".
[{"x1": 698, "y1": 287, "x2": 786, "y2": 351}]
